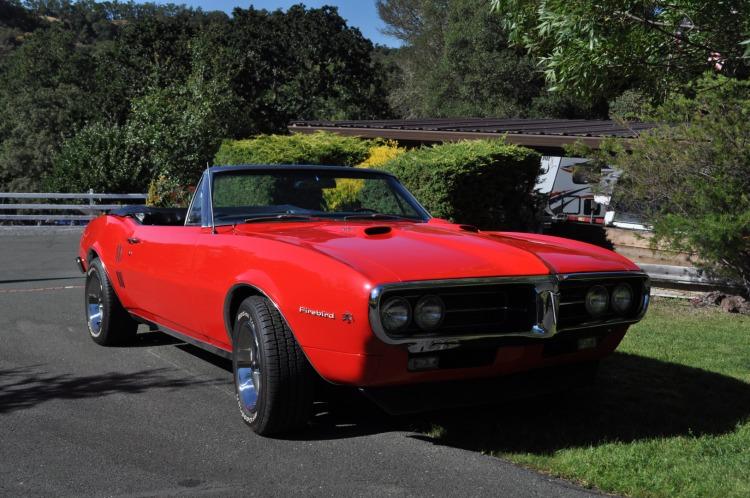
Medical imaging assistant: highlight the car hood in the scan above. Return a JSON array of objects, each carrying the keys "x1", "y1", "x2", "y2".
[{"x1": 234, "y1": 222, "x2": 640, "y2": 283}]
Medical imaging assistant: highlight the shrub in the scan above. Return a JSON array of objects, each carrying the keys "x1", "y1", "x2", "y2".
[
  {"x1": 146, "y1": 175, "x2": 195, "y2": 208},
  {"x1": 45, "y1": 122, "x2": 150, "y2": 193},
  {"x1": 323, "y1": 140, "x2": 406, "y2": 210},
  {"x1": 377, "y1": 140, "x2": 541, "y2": 230},
  {"x1": 322, "y1": 177, "x2": 366, "y2": 212},
  {"x1": 358, "y1": 140, "x2": 406, "y2": 168},
  {"x1": 214, "y1": 131, "x2": 372, "y2": 167}
]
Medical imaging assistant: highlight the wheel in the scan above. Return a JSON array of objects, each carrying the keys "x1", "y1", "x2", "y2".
[
  {"x1": 232, "y1": 296, "x2": 314, "y2": 436},
  {"x1": 85, "y1": 258, "x2": 137, "y2": 345}
]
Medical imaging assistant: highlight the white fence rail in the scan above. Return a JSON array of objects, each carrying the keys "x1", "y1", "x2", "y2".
[{"x1": 0, "y1": 190, "x2": 146, "y2": 223}]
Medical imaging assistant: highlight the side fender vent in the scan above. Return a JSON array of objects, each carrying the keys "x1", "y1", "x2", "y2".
[{"x1": 364, "y1": 226, "x2": 392, "y2": 236}]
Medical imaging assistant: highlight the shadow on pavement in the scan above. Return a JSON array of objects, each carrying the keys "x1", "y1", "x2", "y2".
[
  {"x1": 125, "y1": 338, "x2": 750, "y2": 451},
  {"x1": 176, "y1": 343, "x2": 233, "y2": 372},
  {"x1": 0, "y1": 365, "x2": 219, "y2": 414},
  {"x1": 285, "y1": 352, "x2": 750, "y2": 450},
  {"x1": 124, "y1": 331, "x2": 184, "y2": 348},
  {"x1": 407, "y1": 352, "x2": 750, "y2": 454}
]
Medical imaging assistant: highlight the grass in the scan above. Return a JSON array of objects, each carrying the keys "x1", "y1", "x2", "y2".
[{"x1": 419, "y1": 298, "x2": 750, "y2": 497}]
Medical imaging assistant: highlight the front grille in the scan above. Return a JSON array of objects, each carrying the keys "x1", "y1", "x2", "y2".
[
  {"x1": 557, "y1": 275, "x2": 647, "y2": 330},
  {"x1": 380, "y1": 283, "x2": 537, "y2": 337}
]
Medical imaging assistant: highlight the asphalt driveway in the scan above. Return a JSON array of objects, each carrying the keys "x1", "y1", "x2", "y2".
[{"x1": 0, "y1": 227, "x2": 603, "y2": 497}]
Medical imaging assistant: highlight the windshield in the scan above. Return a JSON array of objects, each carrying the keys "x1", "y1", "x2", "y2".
[{"x1": 210, "y1": 169, "x2": 429, "y2": 224}]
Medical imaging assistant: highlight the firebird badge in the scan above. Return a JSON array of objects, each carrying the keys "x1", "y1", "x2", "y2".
[{"x1": 299, "y1": 306, "x2": 335, "y2": 320}]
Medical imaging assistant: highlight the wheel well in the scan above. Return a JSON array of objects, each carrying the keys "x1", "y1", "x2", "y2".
[
  {"x1": 223, "y1": 283, "x2": 324, "y2": 382},
  {"x1": 87, "y1": 249, "x2": 99, "y2": 263},
  {"x1": 224, "y1": 285, "x2": 264, "y2": 343}
]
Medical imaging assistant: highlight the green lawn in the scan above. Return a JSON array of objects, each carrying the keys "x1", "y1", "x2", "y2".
[{"x1": 419, "y1": 298, "x2": 750, "y2": 497}]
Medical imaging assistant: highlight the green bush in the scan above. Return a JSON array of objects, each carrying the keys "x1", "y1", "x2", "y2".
[
  {"x1": 378, "y1": 140, "x2": 541, "y2": 230},
  {"x1": 214, "y1": 131, "x2": 372, "y2": 167},
  {"x1": 45, "y1": 122, "x2": 149, "y2": 193},
  {"x1": 146, "y1": 175, "x2": 194, "y2": 208}
]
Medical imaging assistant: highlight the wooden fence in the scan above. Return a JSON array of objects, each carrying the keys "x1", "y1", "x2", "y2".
[{"x1": 0, "y1": 190, "x2": 146, "y2": 223}]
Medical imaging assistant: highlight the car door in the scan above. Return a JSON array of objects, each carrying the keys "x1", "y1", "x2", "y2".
[
  {"x1": 122, "y1": 223, "x2": 201, "y2": 333},
  {"x1": 118, "y1": 177, "x2": 209, "y2": 333}
]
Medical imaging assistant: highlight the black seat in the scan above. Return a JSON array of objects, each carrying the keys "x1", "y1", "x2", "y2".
[{"x1": 111, "y1": 206, "x2": 188, "y2": 226}]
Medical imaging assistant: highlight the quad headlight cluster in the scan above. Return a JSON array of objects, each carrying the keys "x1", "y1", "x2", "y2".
[
  {"x1": 584, "y1": 283, "x2": 634, "y2": 317},
  {"x1": 380, "y1": 295, "x2": 445, "y2": 333}
]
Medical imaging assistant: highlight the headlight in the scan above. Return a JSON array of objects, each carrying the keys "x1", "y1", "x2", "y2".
[
  {"x1": 414, "y1": 295, "x2": 445, "y2": 330},
  {"x1": 585, "y1": 285, "x2": 609, "y2": 317},
  {"x1": 611, "y1": 283, "x2": 633, "y2": 314},
  {"x1": 381, "y1": 297, "x2": 411, "y2": 332}
]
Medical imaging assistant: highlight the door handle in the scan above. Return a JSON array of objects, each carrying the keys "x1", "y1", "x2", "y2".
[{"x1": 127, "y1": 237, "x2": 141, "y2": 245}]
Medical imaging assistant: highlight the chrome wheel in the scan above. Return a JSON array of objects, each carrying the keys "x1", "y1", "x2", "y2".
[
  {"x1": 235, "y1": 317, "x2": 261, "y2": 413},
  {"x1": 86, "y1": 271, "x2": 104, "y2": 337},
  {"x1": 231, "y1": 296, "x2": 314, "y2": 435}
]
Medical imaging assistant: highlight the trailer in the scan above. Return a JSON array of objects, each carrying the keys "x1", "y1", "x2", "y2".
[{"x1": 536, "y1": 156, "x2": 622, "y2": 227}]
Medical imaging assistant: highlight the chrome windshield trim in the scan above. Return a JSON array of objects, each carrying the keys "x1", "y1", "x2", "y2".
[{"x1": 368, "y1": 272, "x2": 650, "y2": 352}]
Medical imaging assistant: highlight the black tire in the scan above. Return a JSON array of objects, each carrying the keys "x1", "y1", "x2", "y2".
[
  {"x1": 85, "y1": 258, "x2": 137, "y2": 345},
  {"x1": 232, "y1": 296, "x2": 314, "y2": 436}
]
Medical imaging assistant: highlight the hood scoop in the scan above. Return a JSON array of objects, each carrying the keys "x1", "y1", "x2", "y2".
[
  {"x1": 459, "y1": 224, "x2": 479, "y2": 233},
  {"x1": 363, "y1": 226, "x2": 392, "y2": 236}
]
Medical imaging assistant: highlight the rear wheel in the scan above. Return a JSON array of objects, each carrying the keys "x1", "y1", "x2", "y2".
[
  {"x1": 85, "y1": 258, "x2": 137, "y2": 345},
  {"x1": 232, "y1": 296, "x2": 314, "y2": 436}
]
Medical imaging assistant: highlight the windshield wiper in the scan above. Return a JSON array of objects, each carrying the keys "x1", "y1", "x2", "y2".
[
  {"x1": 243, "y1": 214, "x2": 317, "y2": 223},
  {"x1": 343, "y1": 213, "x2": 411, "y2": 221}
]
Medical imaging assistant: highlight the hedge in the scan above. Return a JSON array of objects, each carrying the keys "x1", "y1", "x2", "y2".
[
  {"x1": 213, "y1": 134, "x2": 541, "y2": 230},
  {"x1": 324, "y1": 140, "x2": 405, "y2": 210},
  {"x1": 214, "y1": 131, "x2": 372, "y2": 166},
  {"x1": 378, "y1": 140, "x2": 541, "y2": 231}
]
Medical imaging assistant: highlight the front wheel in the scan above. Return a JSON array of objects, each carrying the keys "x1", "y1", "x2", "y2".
[{"x1": 232, "y1": 296, "x2": 314, "y2": 436}]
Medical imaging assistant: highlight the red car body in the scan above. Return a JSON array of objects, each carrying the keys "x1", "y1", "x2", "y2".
[{"x1": 78, "y1": 166, "x2": 649, "y2": 391}]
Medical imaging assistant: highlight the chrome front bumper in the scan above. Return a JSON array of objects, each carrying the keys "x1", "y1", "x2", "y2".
[{"x1": 369, "y1": 272, "x2": 650, "y2": 353}]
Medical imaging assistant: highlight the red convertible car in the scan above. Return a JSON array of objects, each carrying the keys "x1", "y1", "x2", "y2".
[{"x1": 78, "y1": 165, "x2": 650, "y2": 435}]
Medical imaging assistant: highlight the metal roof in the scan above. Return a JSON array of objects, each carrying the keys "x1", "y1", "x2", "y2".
[{"x1": 288, "y1": 118, "x2": 656, "y2": 152}]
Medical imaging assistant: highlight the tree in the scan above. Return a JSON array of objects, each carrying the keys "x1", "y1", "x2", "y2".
[
  {"x1": 1, "y1": 2, "x2": 392, "y2": 191},
  {"x1": 0, "y1": 26, "x2": 99, "y2": 190},
  {"x1": 377, "y1": 0, "x2": 602, "y2": 118},
  {"x1": 0, "y1": 1, "x2": 218, "y2": 190},
  {"x1": 491, "y1": 0, "x2": 750, "y2": 102},
  {"x1": 205, "y1": 4, "x2": 392, "y2": 137},
  {"x1": 46, "y1": 56, "x2": 233, "y2": 193},
  {"x1": 594, "y1": 74, "x2": 750, "y2": 295},
  {"x1": 0, "y1": 0, "x2": 41, "y2": 60}
]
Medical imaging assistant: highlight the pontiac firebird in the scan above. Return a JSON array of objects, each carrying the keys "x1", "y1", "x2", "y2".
[{"x1": 77, "y1": 165, "x2": 650, "y2": 435}]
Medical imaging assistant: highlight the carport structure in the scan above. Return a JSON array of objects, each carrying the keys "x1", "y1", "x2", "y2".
[{"x1": 288, "y1": 118, "x2": 656, "y2": 154}]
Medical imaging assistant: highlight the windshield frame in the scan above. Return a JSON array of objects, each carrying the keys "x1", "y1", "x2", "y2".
[{"x1": 205, "y1": 165, "x2": 432, "y2": 226}]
